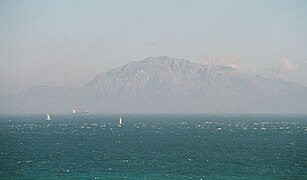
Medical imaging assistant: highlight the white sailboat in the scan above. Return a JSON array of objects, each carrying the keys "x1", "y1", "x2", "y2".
[
  {"x1": 118, "y1": 115, "x2": 123, "y2": 127},
  {"x1": 45, "y1": 113, "x2": 51, "y2": 121}
]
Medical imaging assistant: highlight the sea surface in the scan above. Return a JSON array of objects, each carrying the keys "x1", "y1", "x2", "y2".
[{"x1": 0, "y1": 114, "x2": 306, "y2": 179}]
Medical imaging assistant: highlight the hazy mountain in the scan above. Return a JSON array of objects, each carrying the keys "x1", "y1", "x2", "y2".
[{"x1": 1, "y1": 56, "x2": 307, "y2": 113}]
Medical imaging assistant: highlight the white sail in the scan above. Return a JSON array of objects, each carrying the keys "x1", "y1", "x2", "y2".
[
  {"x1": 46, "y1": 113, "x2": 51, "y2": 121},
  {"x1": 119, "y1": 116, "x2": 122, "y2": 125}
]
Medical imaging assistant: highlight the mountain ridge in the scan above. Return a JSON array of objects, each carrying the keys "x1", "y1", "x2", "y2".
[{"x1": 1, "y1": 56, "x2": 307, "y2": 113}]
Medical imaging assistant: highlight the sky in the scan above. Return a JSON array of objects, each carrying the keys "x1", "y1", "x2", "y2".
[{"x1": 0, "y1": 0, "x2": 306, "y2": 95}]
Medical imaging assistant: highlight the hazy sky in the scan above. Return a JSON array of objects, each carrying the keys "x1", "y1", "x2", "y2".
[{"x1": 0, "y1": 0, "x2": 306, "y2": 95}]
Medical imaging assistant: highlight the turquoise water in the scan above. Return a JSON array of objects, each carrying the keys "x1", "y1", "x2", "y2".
[{"x1": 0, "y1": 114, "x2": 306, "y2": 179}]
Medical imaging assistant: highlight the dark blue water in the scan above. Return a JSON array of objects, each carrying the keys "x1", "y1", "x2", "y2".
[{"x1": 0, "y1": 114, "x2": 306, "y2": 179}]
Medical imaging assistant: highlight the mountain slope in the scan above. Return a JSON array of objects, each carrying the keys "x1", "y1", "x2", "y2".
[{"x1": 1, "y1": 56, "x2": 307, "y2": 113}]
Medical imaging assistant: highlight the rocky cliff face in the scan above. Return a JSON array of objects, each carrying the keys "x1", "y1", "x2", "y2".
[{"x1": 1, "y1": 56, "x2": 307, "y2": 113}]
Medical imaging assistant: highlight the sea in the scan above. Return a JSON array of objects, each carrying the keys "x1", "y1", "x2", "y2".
[{"x1": 0, "y1": 114, "x2": 306, "y2": 179}]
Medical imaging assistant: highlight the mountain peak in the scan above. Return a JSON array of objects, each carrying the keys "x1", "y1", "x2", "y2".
[
  {"x1": 86, "y1": 56, "x2": 237, "y2": 88},
  {"x1": 139, "y1": 56, "x2": 186, "y2": 64},
  {"x1": 133, "y1": 56, "x2": 235, "y2": 70}
]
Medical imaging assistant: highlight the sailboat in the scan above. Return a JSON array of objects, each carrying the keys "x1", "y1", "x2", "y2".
[
  {"x1": 45, "y1": 113, "x2": 51, "y2": 121},
  {"x1": 118, "y1": 115, "x2": 123, "y2": 127}
]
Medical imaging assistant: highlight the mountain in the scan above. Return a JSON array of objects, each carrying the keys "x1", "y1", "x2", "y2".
[{"x1": 1, "y1": 56, "x2": 307, "y2": 113}]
